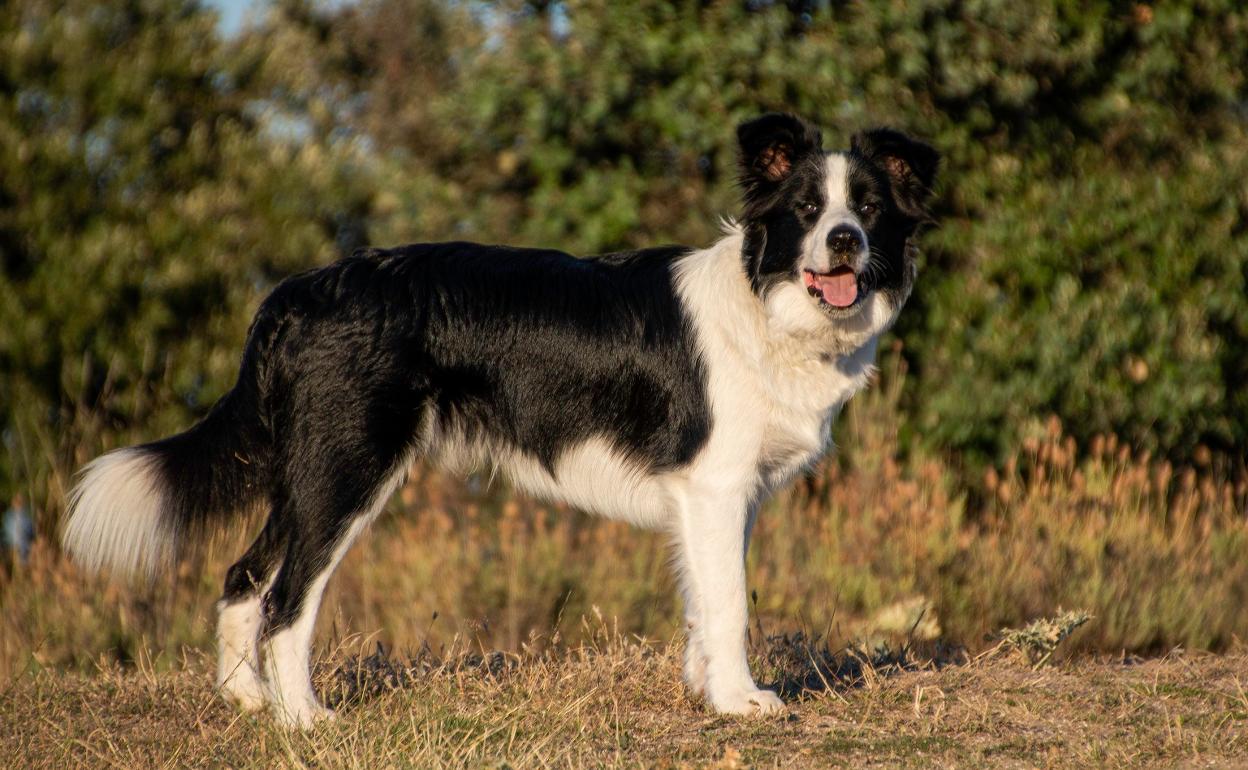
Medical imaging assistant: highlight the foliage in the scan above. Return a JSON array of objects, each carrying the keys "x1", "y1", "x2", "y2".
[
  {"x1": 303, "y1": 0, "x2": 1248, "y2": 464},
  {"x1": 982, "y1": 609, "x2": 1092, "y2": 667},
  {"x1": 5, "y1": 0, "x2": 1246, "y2": 510},
  {"x1": 0, "y1": 0, "x2": 383, "y2": 507}
]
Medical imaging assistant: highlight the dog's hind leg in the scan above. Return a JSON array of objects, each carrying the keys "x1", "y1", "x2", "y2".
[
  {"x1": 216, "y1": 513, "x2": 285, "y2": 712},
  {"x1": 260, "y1": 458, "x2": 410, "y2": 729}
]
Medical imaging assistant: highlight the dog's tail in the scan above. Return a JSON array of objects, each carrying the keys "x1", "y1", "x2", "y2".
[{"x1": 63, "y1": 312, "x2": 282, "y2": 580}]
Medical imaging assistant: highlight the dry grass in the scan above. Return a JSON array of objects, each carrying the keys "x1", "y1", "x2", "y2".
[
  {"x1": 7, "y1": 354, "x2": 1245, "y2": 678},
  {"x1": 4, "y1": 623, "x2": 1247, "y2": 769}
]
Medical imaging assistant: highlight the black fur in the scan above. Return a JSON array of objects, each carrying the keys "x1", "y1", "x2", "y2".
[
  {"x1": 850, "y1": 128, "x2": 941, "y2": 220},
  {"x1": 737, "y1": 114, "x2": 938, "y2": 311},
  {"x1": 61, "y1": 113, "x2": 946, "y2": 724},
  {"x1": 85, "y1": 115, "x2": 936, "y2": 647},
  {"x1": 133, "y1": 308, "x2": 281, "y2": 556},
  {"x1": 845, "y1": 128, "x2": 940, "y2": 310},
  {"x1": 736, "y1": 112, "x2": 825, "y2": 214},
  {"x1": 736, "y1": 113, "x2": 828, "y2": 293},
  {"x1": 146, "y1": 242, "x2": 711, "y2": 631}
]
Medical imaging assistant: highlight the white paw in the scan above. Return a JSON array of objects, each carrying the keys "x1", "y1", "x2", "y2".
[
  {"x1": 271, "y1": 697, "x2": 335, "y2": 730},
  {"x1": 709, "y1": 687, "x2": 786, "y2": 716},
  {"x1": 218, "y1": 669, "x2": 268, "y2": 713}
]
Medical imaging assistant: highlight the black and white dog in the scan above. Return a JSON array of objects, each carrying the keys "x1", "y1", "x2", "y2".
[{"x1": 63, "y1": 114, "x2": 938, "y2": 727}]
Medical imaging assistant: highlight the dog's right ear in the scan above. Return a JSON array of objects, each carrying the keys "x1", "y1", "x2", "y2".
[
  {"x1": 737, "y1": 113, "x2": 823, "y2": 195},
  {"x1": 851, "y1": 128, "x2": 940, "y2": 220}
]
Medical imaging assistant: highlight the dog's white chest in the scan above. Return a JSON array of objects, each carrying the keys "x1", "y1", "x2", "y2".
[{"x1": 756, "y1": 338, "x2": 879, "y2": 489}]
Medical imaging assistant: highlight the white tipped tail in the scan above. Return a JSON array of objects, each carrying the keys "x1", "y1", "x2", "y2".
[{"x1": 62, "y1": 447, "x2": 174, "y2": 578}]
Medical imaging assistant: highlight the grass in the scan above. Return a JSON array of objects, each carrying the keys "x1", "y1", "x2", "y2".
[
  {"x1": 979, "y1": 610, "x2": 1093, "y2": 667},
  {"x1": 3, "y1": 352, "x2": 1248, "y2": 764},
  {"x1": 4, "y1": 625, "x2": 1247, "y2": 768}
]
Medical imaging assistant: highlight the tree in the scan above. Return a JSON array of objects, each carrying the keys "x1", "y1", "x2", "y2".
[{"x1": 0, "y1": 0, "x2": 380, "y2": 519}]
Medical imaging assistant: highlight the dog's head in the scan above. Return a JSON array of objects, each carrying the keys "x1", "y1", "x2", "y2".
[{"x1": 736, "y1": 113, "x2": 939, "y2": 349}]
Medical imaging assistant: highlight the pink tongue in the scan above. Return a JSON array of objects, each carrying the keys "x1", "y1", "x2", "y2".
[{"x1": 818, "y1": 270, "x2": 858, "y2": 307}]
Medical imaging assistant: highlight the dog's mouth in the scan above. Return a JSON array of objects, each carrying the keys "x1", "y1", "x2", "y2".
[{"x1": 803, "y1": 266, "x2": 861, "y2": 309}]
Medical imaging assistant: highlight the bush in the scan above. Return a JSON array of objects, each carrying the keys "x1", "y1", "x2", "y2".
[
  {"x1": 911, "y1": 147, "x2": 1248, "y2": 463},
  {"x1": 1, "y1": 0, "x2": 1246, "y2": 514},
  {"x1": 324, "y1": 0, "x2": 1248, "y2": 466}
]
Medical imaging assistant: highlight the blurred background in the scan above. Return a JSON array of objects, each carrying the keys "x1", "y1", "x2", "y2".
[{"x1": 1, "y1": 0, "x2": 1246, "y2": 676}]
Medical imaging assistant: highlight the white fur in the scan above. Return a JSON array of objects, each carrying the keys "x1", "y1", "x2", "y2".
[
  {"x1": 432, "y1": 432, "x2": 672, "y2": 529},
  {"x1": 216, "y1": 571, "x2": 276, "y2": 712},
  {"x1": 664, "y1": 209, "x2": 900, "y2": 715},
  {"x1": 496, "y1": 438, "x2": 673, "y2": 528},
  {"x1": 263, "y1": 589, "x2": 338, "y2": 727},
  {"x1": 70, "y1": 145, "x2": 911, "y2": 726},
  {"x1": 62, "y1": 448, "x2": 173, "y2": 578},
  {"x1": 802, "y1": 153, "x2": 869, "y2": 275}
]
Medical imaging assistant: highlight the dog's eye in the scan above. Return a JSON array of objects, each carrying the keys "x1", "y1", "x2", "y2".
[
  {"x1": 858, "y1": 202, "x2": 878, "y2": 216},
  {"x1": 797, "y1": 201, "x2": 819, "y2": 214}
]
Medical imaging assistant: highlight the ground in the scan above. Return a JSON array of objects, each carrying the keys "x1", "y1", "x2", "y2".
[{"x1": 5, "y1": 630, "x2": 1247, "y2": 769}]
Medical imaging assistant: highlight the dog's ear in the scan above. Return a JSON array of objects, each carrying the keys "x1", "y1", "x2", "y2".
[
  {"x1": 851, "y1": 128, "x2": 940, "y2": 219},
  {"x1": 737, "y1": 113, "x2": 823, "y2": 194}
]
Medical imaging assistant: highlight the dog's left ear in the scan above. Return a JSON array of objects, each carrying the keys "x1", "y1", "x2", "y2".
[
  {"x1": 737, "y1": 113, "x2": 823, "y2": 198},
  {"x1": 851, "y1": 128, "x2": 940, "y2": 219}
]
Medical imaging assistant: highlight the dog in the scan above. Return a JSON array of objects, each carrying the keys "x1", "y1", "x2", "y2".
[{"x1": 62, "y1": 113, "x2": 938, "y2": 728}]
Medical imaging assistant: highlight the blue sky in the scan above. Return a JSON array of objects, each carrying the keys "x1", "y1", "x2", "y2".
[{"x1": 203, "y1": 0, "x2": 257, "y2": 37}]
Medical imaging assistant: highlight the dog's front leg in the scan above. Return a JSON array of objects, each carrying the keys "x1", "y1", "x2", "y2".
[
  {"x1": 675, "y1": 489, "x2": 783, "y2": 716},
  {"x1": 677, "y1": 565, "x2": 709, "y2": 697}
]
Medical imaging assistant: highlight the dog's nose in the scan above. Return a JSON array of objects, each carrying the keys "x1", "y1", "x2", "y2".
[{"x1": 827, "y1": 226, "x2": 863, "y2": 257}]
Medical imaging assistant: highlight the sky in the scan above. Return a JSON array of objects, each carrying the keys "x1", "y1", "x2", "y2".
[{"x1": 203, "y1": 0, "x2": 258, "y2": 37}]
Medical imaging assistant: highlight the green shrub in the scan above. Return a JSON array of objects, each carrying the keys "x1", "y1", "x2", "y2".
[
  {"x1": 2, "y1": 0, "x2": 1246, "y2": 513},
  {"x1": 0, "y1": 0, "x2": 382, "y2": 512},
  {"x1": 340, "y1": 0, "x2": 1248, "y2": 465}
]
